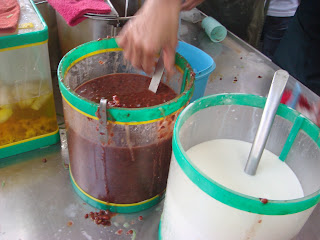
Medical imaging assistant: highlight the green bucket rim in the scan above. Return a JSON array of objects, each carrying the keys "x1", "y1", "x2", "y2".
[
  {"x1": 69, "y1": 167, "x2": 164, "y2": 213},
  {"x1": 57, "y1": 38, "x2": 195, "y2": 123},
  {"x1": 173, "y1": 93, "x2": 320, "y2": 215}
]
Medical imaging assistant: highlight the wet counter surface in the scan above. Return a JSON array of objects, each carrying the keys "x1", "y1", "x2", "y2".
[{"x1": 1, "y1": 18, "x2": 320, "y2": 240}]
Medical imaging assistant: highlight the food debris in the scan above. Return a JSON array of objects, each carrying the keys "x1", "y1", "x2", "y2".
[
  {"x1": 115, "y1": 229, "x2": 123, "y2": 235},
  {"x1": 260, "y1": 198, "x2": 268, "y2": 204},
  {"x1": 258, "y1": 220, "x2": 262, "y2": 223},
  {"x1": 123, "y1": 222, "x2": 130, "y2": 228},
  {"x1": 1, "y1": 180, "x2": 5, "y2": 188},
  {"x1": 299, "y1": 95, "x2": 312, "y2": 110},
  {"x1": 126, "y1": 229, "x2": 133, "y2": 235},
  {"x1": 18, "y1": 22, "x2": 34, "y2": 29},
  {"x1": 105, "y1": 221, "x2": 112, "y2": 226},
  {"x1": 6, "y1": 14, "x2": 13, "y2": 18},
  {"x1": 42, "y1": 158, "x2": 47, "y2": 163},
  {"x1": 233, "y1": 77, "x2": 238, "y2": 83},
  {"x1": 64, "y1": 164, "x2": 69, "y2": 169},
  {"x1": 84, "y1": 209, "x2": 117, "y2": 226},
  {"x1": 138, "y1": 216, "x2": 143, "y2": 221},
  {"x1": 131, "y1": 229, "x2": 137, "y2": 240},
  {"x1": 98, "y1": 60, "x2": 104, "y2": 65},
  {"x1": 219, "y1": 77, "x2": 223, "y2": 80},
  {"x1": 67, "y1": 221, "x2": 73, "y2": 226}
]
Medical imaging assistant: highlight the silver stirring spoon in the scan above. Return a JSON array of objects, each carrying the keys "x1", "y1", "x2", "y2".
[{"x1": 244, "y1": 70, "x2": 289, "y2": 175}]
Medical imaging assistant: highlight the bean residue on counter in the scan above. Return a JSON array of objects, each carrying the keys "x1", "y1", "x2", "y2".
[{"x1": 84, "y1": 209, "x2": 117, "y2": 226}]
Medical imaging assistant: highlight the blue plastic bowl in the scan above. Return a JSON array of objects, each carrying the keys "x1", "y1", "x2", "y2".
[{"x1": 176, "y1": 41, "x2": 216, "y2": 102}]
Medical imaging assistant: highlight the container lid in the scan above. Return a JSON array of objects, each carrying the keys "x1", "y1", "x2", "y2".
[
  {"x1": 176, "y1": 41, "x2": 216, "y2": 77},
  {"x1": 0, "y1": 0, "x2": 48, "y2": 51}
]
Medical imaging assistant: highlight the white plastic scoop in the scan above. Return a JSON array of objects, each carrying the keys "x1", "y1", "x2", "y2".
[
  {"x1": 244, "y1": 70, "x2": 289, "y2": 175},
  {"x1": 148, "y1": 54, "x2": 165, "y2": 93}
]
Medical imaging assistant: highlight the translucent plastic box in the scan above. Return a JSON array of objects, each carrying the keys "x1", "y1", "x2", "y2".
[{"x1": 0, "y1": 0, "x2": 59, "y2": 159}]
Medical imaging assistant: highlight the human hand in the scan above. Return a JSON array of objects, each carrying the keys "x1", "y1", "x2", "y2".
[
  {"x1": 181, "y1": 0, "x2": 205, "y2": 11},
  {"x1": 117, "y1": 0, "x2": 181, "y2": 75}
]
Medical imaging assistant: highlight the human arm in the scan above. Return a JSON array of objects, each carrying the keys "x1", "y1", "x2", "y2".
[
  {"x1": 181, "y1": 0, "x2": 205, "y2": 11},
  {"x1": 117, "y1": 0, "x2": 181, "y2": 75}
]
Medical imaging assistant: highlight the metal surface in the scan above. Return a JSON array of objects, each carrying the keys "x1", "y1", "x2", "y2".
[
  {"x1": 56, "y1": 0, "x2": 139, "y2": 55},
  {"x1": 33, "y1": 0, "x2": 61, "y2": 72},
  {"x1": 178, "y1": 17, "x2": 319, "y2": 103},
  {"x1": 245, "y1": 70, "x2": 289, "y2": 175},
  {"x1": 197, "y1": 0, "x2": 265, "y2": 48},
  {"x1": 55, "y1": 0, "x2": 123, "y2": 56},
  {"x1": 1, "y1": 15, "x2": 320, "y2": 240},
  {"x1": 34, "y1": 0, "x2": 47, "y2": 5},
  {"x1": 110, "y1": 0, "x2": 144, "y2": 18},
  {"x1": 148, "y1": 55, "x2": 165, "y2": 93},
  {"x1": 0, "y1": 135, "x2": 162, "y2": 240},
  {"x1": 124, "y1": 0, "x2": 128, "y2": 18}
]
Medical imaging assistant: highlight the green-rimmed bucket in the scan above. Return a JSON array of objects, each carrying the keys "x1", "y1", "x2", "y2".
[
  {"x1": 58, "y1": 38, "x2": 194, "y2": 213},
  {"x1": 160, "y1": 93, "x2": 320, "y2": 239}
]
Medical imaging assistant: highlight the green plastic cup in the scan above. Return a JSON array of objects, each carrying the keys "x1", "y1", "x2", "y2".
[{"x1": 201, "y1": 16, "x2": 227, "y2": 42}]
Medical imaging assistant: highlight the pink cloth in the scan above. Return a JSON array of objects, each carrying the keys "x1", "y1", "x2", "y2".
[
  {"x1": 47, "y1": 0, "x2": 111, "y2": 26},
  {"x1": 0, "y1": 0, "x2": 20, "y2": 33}
]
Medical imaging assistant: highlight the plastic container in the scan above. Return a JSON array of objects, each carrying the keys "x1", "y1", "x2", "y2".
[
  {"x1": 176, "y1": 41, "x2": 215, "y2": 102},
  {"x1": 58, "y1": 38, "x2": 195, "y2": 213},
  {"x1": 201, "y1": 16, "x2": 227, "y2": 42},
  {"x1": 160, "y1": 93, "x2": 320, "y2": 239},
  {"x1": 0, "y1": 0, "x2": 59, "y2": 159}
]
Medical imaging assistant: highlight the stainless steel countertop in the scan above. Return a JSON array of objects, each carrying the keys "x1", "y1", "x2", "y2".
[{"x1": 1, "y1": 18, "x2": 319, "y2": 240}]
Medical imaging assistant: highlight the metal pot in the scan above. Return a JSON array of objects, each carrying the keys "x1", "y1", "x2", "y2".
[
  {"x1": 33, "y1": 0, "x2": 61, "y2": 72},
  {"x1": 56, "y1": 0, "x2": 143, "y2": 55}
]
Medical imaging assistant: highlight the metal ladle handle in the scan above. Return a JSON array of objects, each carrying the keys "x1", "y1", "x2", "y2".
[
  {"x1": 99, "y1": 98, "x2": 108, "y2": 144},
  {"x1": 244, "y1": 70, "x2": 289, "y2": 175}
]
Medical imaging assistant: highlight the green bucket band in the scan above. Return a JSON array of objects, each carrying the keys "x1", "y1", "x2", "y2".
[
  {"x1": 279, "y1": 115, "x2": 305, "y2": 161},
  {"x1": 58, "y1": 38, "x2": 195, "y2": 123},
  {"x1": 69, "y1": 168, "x2": 164, "y2": 213},
  {"x1": 0, "y1": 129, "x2": 60, "y2": 160},
  {"x1": 158, "y1": 219, "x2": 163, "y2": 240},
  {"x1": 173, "y1": 93, "x2": 320, "y2": 215}
]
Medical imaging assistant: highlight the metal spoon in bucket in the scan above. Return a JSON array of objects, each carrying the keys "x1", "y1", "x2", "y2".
[{"x1": 244, "y1": 70, "x2": 289, "y2": 176}]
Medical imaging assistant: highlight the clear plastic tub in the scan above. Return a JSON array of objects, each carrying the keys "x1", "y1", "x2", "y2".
[
  {"x1": 0, "y1": 0, "x2": 59, "y2": 159},
  {"x1": 58, "y1": 38, "x2": 195, "y2": 213},
  {"x1": 160, "y1": 93, "x2": 320, "y2": 240}
]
